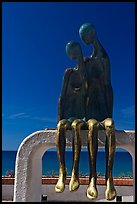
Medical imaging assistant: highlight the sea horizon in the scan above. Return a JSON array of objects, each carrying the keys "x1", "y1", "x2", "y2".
[
  {"x1": 2, "y1": 149, "x2": 133, "y2": 178},
  {"x1": 2, "y1": 147, "x2": 128, "y2": 152}
]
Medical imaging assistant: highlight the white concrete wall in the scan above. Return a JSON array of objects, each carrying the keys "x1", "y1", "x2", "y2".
[
  {"x1": 13, "y1": 130, "x2": 135, "y2": 202},
  {"x1": 2, "y1": 185, "x2": 14, "y2": 201}
]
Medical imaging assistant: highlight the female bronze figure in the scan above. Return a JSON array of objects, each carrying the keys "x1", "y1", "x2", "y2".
[{"x1": 55, "y1": 41, "x2": 87, "y2": 193}]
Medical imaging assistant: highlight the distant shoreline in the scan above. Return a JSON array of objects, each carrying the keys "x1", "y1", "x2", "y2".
[
  {"x1": 2, "y1": 175, "x2": 133, "y2": 179},
  {"x1": 2, "y1": 176, "x2": 133, "y2": 186}
]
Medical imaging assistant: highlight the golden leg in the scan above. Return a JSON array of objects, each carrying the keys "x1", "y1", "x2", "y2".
[
  {"x1": 86, "y1": 119, "x2": 98, "y2": 200},
  {"x1": 55, "y1": 119, "x2": 69, "y2": 193},
  {"x1": 102, "y1": 118, "x2": 116, "y2": 200},
  {"x1": 69, "y1": 119, "x2": 85, "y2": 192}
]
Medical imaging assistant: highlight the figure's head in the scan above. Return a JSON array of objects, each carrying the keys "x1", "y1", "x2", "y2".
[
  {"x1": 66, "y1": 41, "x2": 82, "y2": 60},
  {"x1": 79, "y1": 23, "x2": 97, "y2": 45}
]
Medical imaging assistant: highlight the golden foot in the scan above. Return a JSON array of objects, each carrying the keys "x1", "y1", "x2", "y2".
[
  {"x1": 105, "y1": 188, "x2": 116, "y2": 200},
  {"x1": 105, "y1": 180, "x2": 117, "y2": 200},
  {"x1": 86, "y1": 184, "x2": 98, "y2": 200},
  {"x1": 55, "y1": 177, "x2": 65, "y2": 193},
  {"x1": 69, "y1": 175, "x2": 80, "y2": 192}
]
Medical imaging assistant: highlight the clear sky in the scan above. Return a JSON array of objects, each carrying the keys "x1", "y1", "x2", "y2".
[{"x1": 2, "y1": 2, "x2": 135, "y2": 150}]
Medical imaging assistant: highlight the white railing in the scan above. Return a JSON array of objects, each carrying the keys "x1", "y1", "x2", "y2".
[{"x1": 13, "y1": 129, "x2": 135, "y2": 202}]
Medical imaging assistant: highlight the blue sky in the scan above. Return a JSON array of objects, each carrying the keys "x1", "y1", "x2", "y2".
[{"x1": 2, "y1": 2, "x2": 135, "y2": 150}]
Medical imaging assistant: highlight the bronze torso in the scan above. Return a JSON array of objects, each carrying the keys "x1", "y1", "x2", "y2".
[
  {"x1": 85, "y1": 50, "x2": 113, "y2": 122},
  {"x1": 60, "y1": 67, "x2": 87, "y2": 120}
]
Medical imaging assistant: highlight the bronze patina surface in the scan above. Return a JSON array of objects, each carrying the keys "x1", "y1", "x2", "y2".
[{"x1": 55, "y1": 23, "x2": 116, "y2": 201}]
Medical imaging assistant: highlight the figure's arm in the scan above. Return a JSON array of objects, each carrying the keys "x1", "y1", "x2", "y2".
[
  {"x1": 94, "y1": 38, "x2": 111, "y2": 85},
  {"x1": 78, "y1": 56, "x2": 87, "y2": 81},
  {"x1": 58, "y1": 96, "x2": 62, "y2": 122},
  {"x1": 97, "y1": 39, "x2": 113, "y2": 115},
  {"x1": 102, "y1": 56, "x2": 111, "y2": 85},
  {"x1": 58, "y1": 68, "x2": 72, "y2": 122},
  {"x1": 102, "y1": 56, "x2": 113, "y2": 117}
]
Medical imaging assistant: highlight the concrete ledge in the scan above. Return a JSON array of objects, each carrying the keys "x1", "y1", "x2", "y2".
[
  {"x1": 13, "y1": 129, "x2": 135, "y2": 202},
  {"x1": 3, "y1": 185, "x2": 134, "y2": 202}
]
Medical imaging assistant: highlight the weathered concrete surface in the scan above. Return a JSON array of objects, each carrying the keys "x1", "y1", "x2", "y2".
[
  {"x1": 13, "y1": 129, "x2": 135, "y2": 202},
  {"x1": 3, "y1": 184, "x2": 133, "y2": 202},
  {"x1": 2, "y1": 185, "x2": 14, "y2": 201}
]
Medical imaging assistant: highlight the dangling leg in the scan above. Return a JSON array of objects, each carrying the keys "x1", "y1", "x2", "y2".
[
  {"x1": 69, "y1": 119, "x2": 85, "y2": 192},
  {"x1": 86, "y1": 119, "x2": 98, "y2": 200},
  {"x1": 102, "y1": 118, "x2": 116, "y2": 200},
  {"x1": 55, "y1": 119, "x2": 70, "y2": 193}
]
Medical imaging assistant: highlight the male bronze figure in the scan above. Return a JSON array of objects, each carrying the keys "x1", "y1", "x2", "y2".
[
  {"x1": 55, "y1": 41, "x2": 87, "y2": 193},
  {"x1": 79, "y1": 23, "x2": 116, "y2": 200}
]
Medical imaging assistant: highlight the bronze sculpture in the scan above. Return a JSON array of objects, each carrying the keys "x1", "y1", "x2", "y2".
[
  {"x1": 55, "y1": 23, "x2": 116, "y2": 201},
  {"x1": 55, "y1": 41, "x2": 87, "y2": 193}
]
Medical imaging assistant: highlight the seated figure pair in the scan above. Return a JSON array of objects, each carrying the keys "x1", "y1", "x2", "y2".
[{"x1": 55, "y1": 23, "x2": 116, "y2": 201}]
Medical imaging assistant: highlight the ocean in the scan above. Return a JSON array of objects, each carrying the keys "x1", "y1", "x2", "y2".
[{"x1": 2, "y1": 148, "x2": 133, "y2": 177}]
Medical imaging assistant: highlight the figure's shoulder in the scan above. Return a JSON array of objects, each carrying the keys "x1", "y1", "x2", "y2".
[
  {"x1": 64, "y1": 68, "x2": 73, "y2": 77},
  {"x1": 101, "y1": 50, "x2": 109, "y2": 60},
  {"x1": 101, "y1": 54, "x2": 110, "y2": 65},
  {"x1": 84, "y1": 57, "x2": 92, "y2": 67},
  {"x1": 84, "y1": 57, "x2": 91, "y2": 62}
]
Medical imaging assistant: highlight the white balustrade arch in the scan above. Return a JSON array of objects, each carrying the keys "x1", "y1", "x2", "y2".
[{"x1": 13, "y1": 129, "x2": 135, "y2": 202}]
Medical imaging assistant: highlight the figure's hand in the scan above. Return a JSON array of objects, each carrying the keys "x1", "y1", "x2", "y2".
[{"x1": 68, "y1": 117, "x2": 76, "y2": 123}]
